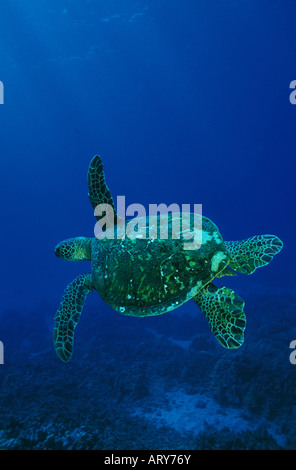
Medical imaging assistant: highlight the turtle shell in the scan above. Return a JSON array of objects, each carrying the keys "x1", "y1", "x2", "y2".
[{"x1": 91, "y1": 213, "x2": 229, "y2": 316}]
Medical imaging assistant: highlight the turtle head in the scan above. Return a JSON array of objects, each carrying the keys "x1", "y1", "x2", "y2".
[{"x1": 55, "y1": 237, "x2": 92, "y2": 261}]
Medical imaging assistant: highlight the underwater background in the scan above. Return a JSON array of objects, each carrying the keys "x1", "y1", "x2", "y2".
[{"x1": 0, "y1": 0, "x2": 295, "y2": 450}]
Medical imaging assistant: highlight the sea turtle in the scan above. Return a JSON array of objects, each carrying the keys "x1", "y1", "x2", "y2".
[{"x1": 54, "y1": 155, "x2": 283, "y2": 362}]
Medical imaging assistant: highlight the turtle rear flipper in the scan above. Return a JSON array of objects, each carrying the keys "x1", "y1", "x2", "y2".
[
  {"x1": 53, "y1": 273, "x2": 93, "y2": 362},
  {"x1": 224, "y1": 235, "x2": 283, "y2": 275},
  {"x1": 88, "y1": 155, "x2": 124, "y2": 228},
  {"x1": 194, "y1": 283, "x2": 246, "y2": 349}
]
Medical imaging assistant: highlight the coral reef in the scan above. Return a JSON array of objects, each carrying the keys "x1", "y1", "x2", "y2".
[{"x1": 0, "y1": 289, "x2": 295, "y2": 449}]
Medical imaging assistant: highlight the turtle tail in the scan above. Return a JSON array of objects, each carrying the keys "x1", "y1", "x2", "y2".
[{"x1": 224, "y1": 235, "x2": 283, "y2": 275}]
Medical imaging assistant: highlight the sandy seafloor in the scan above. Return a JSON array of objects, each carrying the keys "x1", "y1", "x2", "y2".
[{"x1": 0, "y1": 285, "x2": 295, "y2": 450}]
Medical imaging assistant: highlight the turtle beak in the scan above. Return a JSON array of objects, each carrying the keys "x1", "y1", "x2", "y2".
[{"x1": 55, "y1": 243, "x2": 62, "y2": 258}]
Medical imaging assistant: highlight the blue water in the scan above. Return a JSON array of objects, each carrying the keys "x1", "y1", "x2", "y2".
[{"x1": 0, "y1": 0, "x2": 295, "y2": 450}]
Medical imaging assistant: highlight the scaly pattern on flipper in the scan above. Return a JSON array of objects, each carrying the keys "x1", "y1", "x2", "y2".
[
  {"x1": 224, "y1": 235, "x2": 283, "y2": 274},
  {"x1": 194, "y1": 283, "x2": 246, "y2": 348},
  {"x1": 53, "y1": 273, "x2": 93, "y2": 362},
  {"x1": 88, "y1": 155, "x2": 120, "y2": 228}
]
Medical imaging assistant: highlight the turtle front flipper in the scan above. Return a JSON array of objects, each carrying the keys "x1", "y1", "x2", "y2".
[
  {"x1": 88, "y1": 155, "x2": 124, "y2": 228},
  {"x1": 194, "y1": 283, "x2": 246, "y2": 349},
  {"x1": 53, "y1": 273, "x2": 93, "y2": 362},
  {"x1": 224, "y1": 235, "x2": 283, "y2": 275}
]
